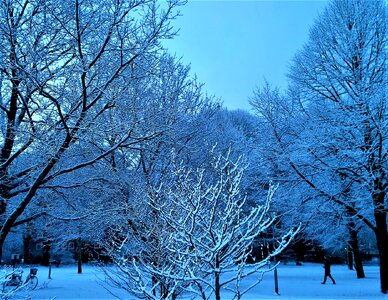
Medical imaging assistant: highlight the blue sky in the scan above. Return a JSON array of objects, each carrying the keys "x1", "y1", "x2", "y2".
[{"x1": 164, "y1": 0, "x2": 328, "y2": 111}]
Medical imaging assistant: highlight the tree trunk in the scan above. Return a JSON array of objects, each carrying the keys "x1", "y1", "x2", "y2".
[
  {"x1": 347, "y1": 221, "x2": 365, "y2": 278},
  {"x1": 23, "y1": 234, "x2": 32, "y2": 264},
  {"x1": 215, "y1": 271, "x2": 221, "y2": 300},
  {"x1": 77, "y1": 238, "x2": 82, "y2": 274},
  {"x1": 0, "y1": 238, "x2": 4, "y2": 264},
  {"x1": 345, "y1": 210, "x2": 354, "y2": 270},
  {"x1": 347, "y1": 247, "x2": 354, "y2": 270},
  {"x1": 215, "y1": 256, "x2": 221, "y2": 300},
  {"x1": 354, "y1": 248, "x2": 365, "y2": 279},
  {"x1": 374, "y1": 209, "x2": 388, "y2": 294},
  {"x1": 348, "y1": 229, "x2": 365, "y2": 279}
]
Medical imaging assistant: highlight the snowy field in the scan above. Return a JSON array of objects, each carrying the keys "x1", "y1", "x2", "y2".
[{"x1": 5, "y1": 263, "x2": 387, "y2": 300}]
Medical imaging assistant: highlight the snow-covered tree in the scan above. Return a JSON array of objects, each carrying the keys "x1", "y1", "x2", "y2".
[
  {"x1": 251, "y1": 80, "x2": 373, "y2": 276},
  {"x1": 251, "y1": 82, "x2": 368, "y2": 274},
  {"x1": 252, "y1": 0, "x2": 388, "y2": 293},
  {"x1": 0, "y1": 0, "x2": 183, "y2": 261},
  {"x1": 18, "y1": 53, "x2": 213, "y2": 274}
]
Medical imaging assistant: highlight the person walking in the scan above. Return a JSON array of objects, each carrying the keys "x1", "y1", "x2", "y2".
[{"x1": 321, "y1": 256, "x2": 336, "y2": 284}]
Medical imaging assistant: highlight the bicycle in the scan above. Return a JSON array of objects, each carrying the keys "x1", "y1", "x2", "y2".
[{"x1": 2, "y1": 267, "x2": 38, "y2": 293}]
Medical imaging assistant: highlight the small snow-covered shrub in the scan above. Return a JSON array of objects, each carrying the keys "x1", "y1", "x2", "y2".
[{"x1": 103, "y1": 154, "x2": 299, "y2": 299}]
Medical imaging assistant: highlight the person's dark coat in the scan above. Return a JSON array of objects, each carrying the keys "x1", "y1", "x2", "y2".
[{"x1": 324, "y1": 258, "x2": 331, "y2": 275}]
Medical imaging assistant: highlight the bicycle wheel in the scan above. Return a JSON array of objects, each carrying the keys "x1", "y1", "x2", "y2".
[
  {"x1": 2, "y1": 281, "x2": 19, "y2": 294},
  {"x1": 25, "y1": 276, "x2": 38, "y2": 290}
]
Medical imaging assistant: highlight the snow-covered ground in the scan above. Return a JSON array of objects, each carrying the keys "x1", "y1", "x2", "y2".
[{"x1": 5, "y1": 263, "x2": 387, "y2": 300}]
